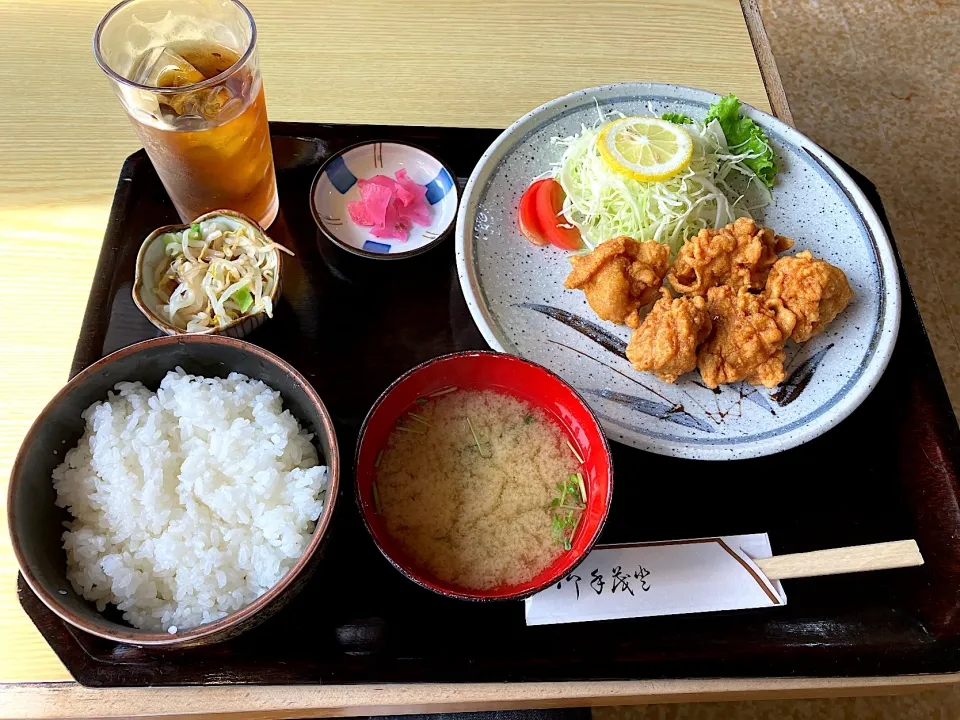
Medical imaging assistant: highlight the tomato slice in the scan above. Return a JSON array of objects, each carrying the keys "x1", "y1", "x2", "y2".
[
  {"x1": 534, "y1": 179, "x2": 583, "y2": 251},
  {"x1": 517, "y1": 179, "x2": 549, "y2": 246}
]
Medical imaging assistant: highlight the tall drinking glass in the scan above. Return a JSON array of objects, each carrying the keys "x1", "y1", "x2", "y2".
[{"x1": 95, "y1": 0, "x2": 278, "y2": 228}]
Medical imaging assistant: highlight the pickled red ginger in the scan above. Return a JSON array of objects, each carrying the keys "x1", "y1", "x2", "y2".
[{"x1": 347, "y1": 170, "x2": 431, "y2": 240}]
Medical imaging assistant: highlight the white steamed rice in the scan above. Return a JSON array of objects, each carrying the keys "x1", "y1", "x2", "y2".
[{"x1": 52, "y1": 368, "x2": 328, "y2": 634}]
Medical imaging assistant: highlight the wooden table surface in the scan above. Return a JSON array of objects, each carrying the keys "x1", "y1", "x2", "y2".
[{"x1": 5, "y1": 0, "x2": 939, "y2": 716}]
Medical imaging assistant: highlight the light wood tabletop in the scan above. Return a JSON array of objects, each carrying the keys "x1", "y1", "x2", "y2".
[{"x1": 4, "y1": 0, "x2": 942, "y2": 716}]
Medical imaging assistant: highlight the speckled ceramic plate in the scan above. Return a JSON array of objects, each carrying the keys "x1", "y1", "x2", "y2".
[{"x1": 456, "y1": 83, "x2": 901, "y2": 460}]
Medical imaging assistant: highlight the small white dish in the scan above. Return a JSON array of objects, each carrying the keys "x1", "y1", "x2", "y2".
[{"x1": 310, "y1": 141, "x2": 459, "y2": 259}]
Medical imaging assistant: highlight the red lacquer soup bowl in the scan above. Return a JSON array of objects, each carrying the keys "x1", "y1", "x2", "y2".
[{"x1": 355, "y1": 350, "x2": 613, "y2": 601}]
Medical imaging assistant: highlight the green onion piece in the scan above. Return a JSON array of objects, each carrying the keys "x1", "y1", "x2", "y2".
[
  {"x1": 161, "y1": 232, "x2": 181, "y2": 255},
  {"x1": 374, "y1": 450, "x2": 383, "y2": 468},
  {"x1": 566, "y1": 439, "x2": 584, "y2": 464},
  {"x1": 407, "y1": 412, "x2": 433, "y2": 427},
  {"x1": 190, "y1": 223, "x2": 202, "y2": 235},
  {"x1": 523, "y1": 414, "x2": 534, "y2": 424},
  {"x1": 372, "y1": 482, "x2": 382, "y2": 514},
  {"x1": 551, "y1": 472, "x2": 586, "y2": 549},
  {"x1": 427, "y1": 386, "x2": 458, "y2": 398},
  {"x1": 231, "y1": 285, "x2": 254, "y2": 313},
  {"x1": 396, "y1": 425, "x2": 426, "y2": 434},
  {"x1": 661, "y1": 111, "x2": 692, "y2": 125},
  {"x1": 467, "y1": 417, "x2": 487, "y2": 458},
  {"x1": 415, "y1": 398, "x2": 428, "y2": 405}
]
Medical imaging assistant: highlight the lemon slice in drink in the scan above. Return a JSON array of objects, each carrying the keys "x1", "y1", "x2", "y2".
[{"x1": 597, "y1": 117, "x2": 694, "y2": 182}]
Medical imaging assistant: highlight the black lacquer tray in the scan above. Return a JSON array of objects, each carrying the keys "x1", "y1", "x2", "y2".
[{"x1": 19, "y1": 122, "x2": 960, "y2": 687}]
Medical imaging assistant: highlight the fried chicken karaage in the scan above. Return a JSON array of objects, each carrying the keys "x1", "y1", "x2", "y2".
[
  {"x1": 697, "y1": 285, "x2": 796, "y2": 389},
  {"x1": 564, "y1": 236, "x2": 671, "y2": 328},
  {"x1": 764, "y1": 250, "x2": 853, "y2": 343},
  {"x1": 667, "y1": 218, "x2": 794, "y2": 296},
  {"x1": 555, "y1": 216, "x2": 854, "y2": 389},
  {"x1": 627, "y1": 288, "x2": 712, "y2": 383}
]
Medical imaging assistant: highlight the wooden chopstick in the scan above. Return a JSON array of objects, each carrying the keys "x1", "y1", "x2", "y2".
[{"x1": 755, "y1": 540, "x2": 923, "y2": 580}]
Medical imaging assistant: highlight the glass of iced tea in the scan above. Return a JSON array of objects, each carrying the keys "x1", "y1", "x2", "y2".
[{"x1": 95, "y1": 0, "x2": 278, "y2": 228}]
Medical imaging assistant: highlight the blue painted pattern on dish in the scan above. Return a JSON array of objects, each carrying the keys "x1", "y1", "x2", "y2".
[
  {"x1": 362, "y1": 240, "x2": 392, "y2": 254},
  {"x1": 425, "y1": 168, "x2": 454, "y2": 205},
  {"x1": 326, "y1": 156, "x2": 358, "y2": 194}
]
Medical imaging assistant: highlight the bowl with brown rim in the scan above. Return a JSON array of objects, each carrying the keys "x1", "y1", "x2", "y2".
[
  {"x1": 7, "y1": 334, "x2": 339, "y2": 647},
  {"x1": 133, "y1": 210, "x2": 284, "y2": 339}
]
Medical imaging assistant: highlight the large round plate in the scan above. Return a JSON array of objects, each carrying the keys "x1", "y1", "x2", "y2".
[{"x1": 455, "y1": 83, "x2": 900, "y2": 460}]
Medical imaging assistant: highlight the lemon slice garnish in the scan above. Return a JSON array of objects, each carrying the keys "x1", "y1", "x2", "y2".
[{"x1": 597, "y1": 117, "x2": 694, "y2": 182}]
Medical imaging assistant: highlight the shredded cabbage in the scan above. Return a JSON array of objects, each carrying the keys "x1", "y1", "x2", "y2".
[{"x1": 552, "y1": 107, "x2": 773, "y2": 255}]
